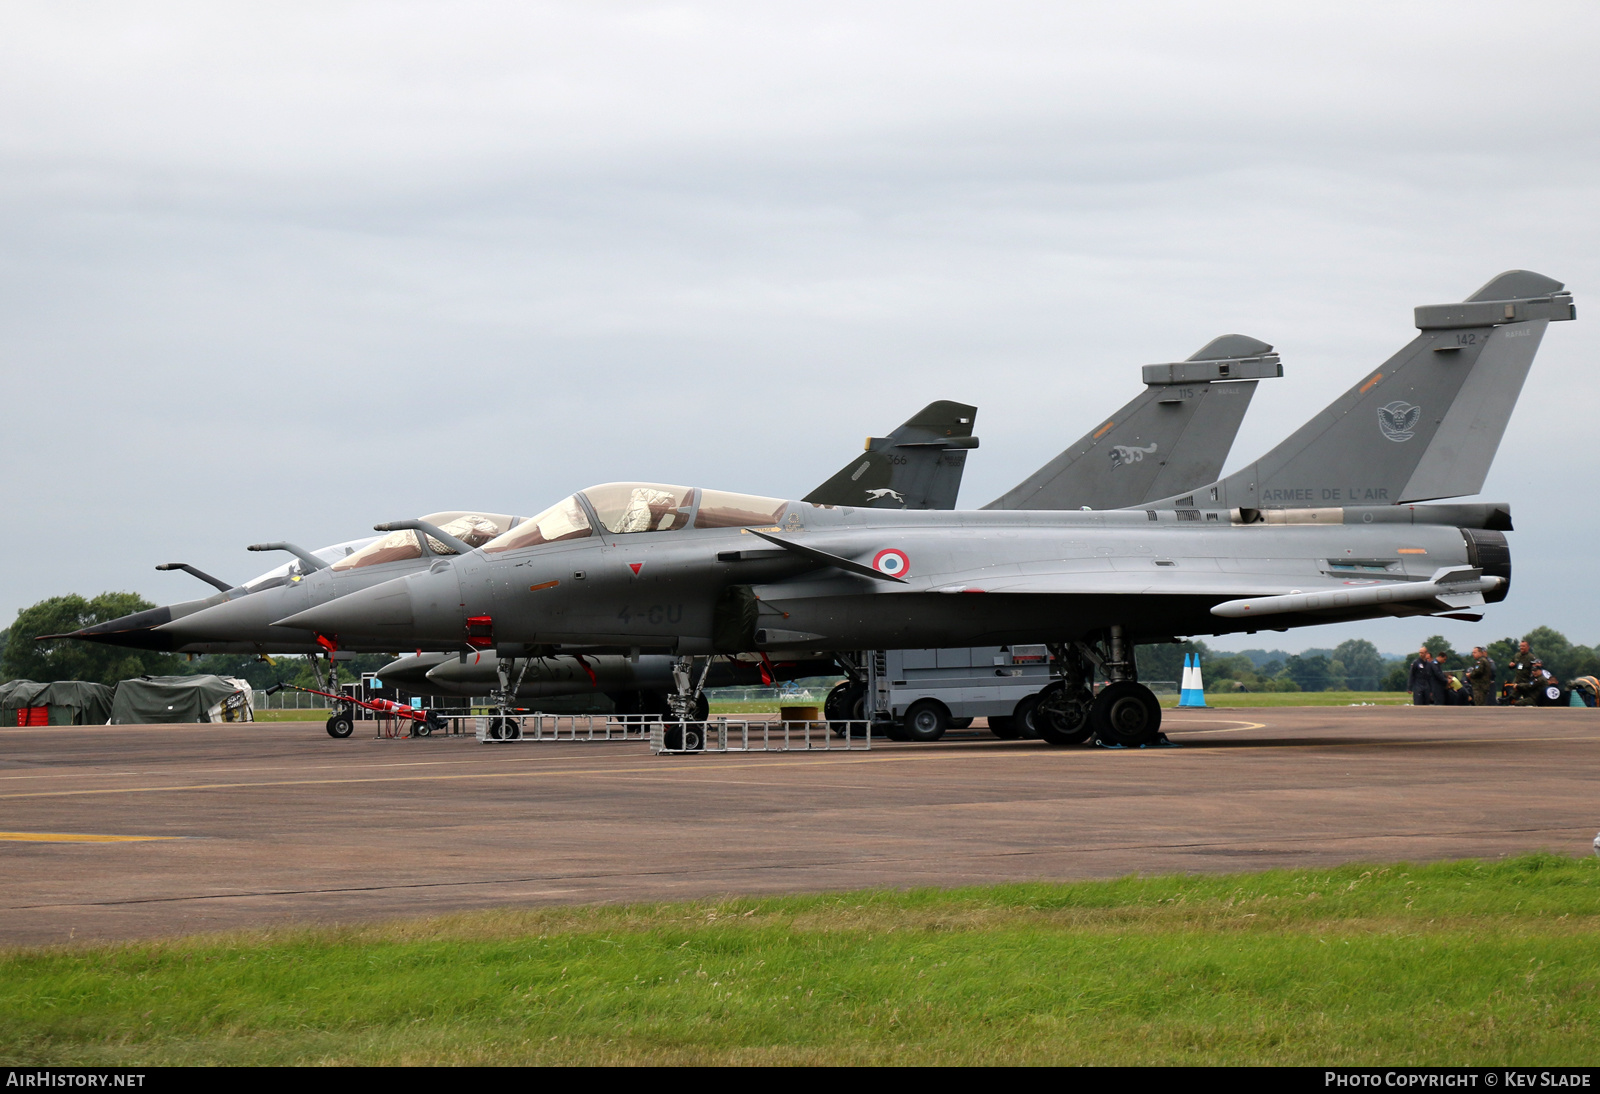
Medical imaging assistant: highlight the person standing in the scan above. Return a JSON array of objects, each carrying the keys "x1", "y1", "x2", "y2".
[
  {"x1": 1509, "y1": 640, "x2": 1538, "y2": 704},
  {"x1": 1408, "y1": 646, "x2": 1435, "y2": 705},
  {"x1": 1432, "y1": 651, "x2": 1453, "y2": 705},
  {"x1": 1467, "y1": 646, "x2": 1496, "y2": 706}
]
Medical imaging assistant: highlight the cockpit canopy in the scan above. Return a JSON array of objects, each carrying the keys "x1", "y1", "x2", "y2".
[
  {"x1": 482, "y1": 483, "x2": 790, "y2": 554},
  {"x1": 330, "y1": 512, "x2": 521, "y2": 572}
]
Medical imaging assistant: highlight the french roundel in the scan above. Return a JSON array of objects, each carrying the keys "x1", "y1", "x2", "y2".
[{"x1": 873, "y1": 548, "x2": 910, "y2": 577}]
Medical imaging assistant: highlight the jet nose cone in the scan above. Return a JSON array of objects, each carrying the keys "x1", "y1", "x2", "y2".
[
  {"x1": 276, "y1": 567, "x2": 462, "y2": 644},
  {"x1": 425, "y1": 652, "x2": 491, "y2": 686},
  {"x1": 50, "y1": 605, "x2": 179, "y2": 651},
  {"x1": 277, "y1": 580, "x2": 413, "y2": 634}
]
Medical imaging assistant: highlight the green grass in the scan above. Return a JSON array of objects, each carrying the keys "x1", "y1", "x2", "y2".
[
  {"x1": 4, "y1": 855, "x2": 1598, "y2": 1065},
  {"x1": 250, "y1": 709, "x2": 332, "y2": 722},
  {"x1": 1164, "y1": 690, "x2": 1413, "y2": 708}
]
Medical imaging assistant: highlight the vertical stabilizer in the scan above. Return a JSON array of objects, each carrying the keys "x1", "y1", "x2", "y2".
[
  {"x1": 804, "y1": 401, "x2": 979, "y2": 510},
  {"x1": 984, "y1": 336, "x2": 1281, "y2": 510},
  {"x1": 1142, "y1": 272, "x2": 1575, "y2": 511}
]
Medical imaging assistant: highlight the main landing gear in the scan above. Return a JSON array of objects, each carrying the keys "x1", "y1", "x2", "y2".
[{"x1": 1039, "y1": 626, "x2": 1163, "y2": 748}]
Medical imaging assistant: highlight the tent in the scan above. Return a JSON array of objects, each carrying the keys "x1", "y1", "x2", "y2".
[
  {"x1": 108, "y1": 675, "x2": 254, "y2": 724},
  {"x1": 0, "y1": 680, "x2": 116, "y2": 726}
]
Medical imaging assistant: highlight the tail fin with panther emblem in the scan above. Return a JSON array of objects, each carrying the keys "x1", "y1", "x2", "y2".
[
  {"x1": 805, "y1": 401, "x2": 979, "y2": 510},
  {"x1": 983, "y1": 335, "x2": 1281, "y2": 511}
]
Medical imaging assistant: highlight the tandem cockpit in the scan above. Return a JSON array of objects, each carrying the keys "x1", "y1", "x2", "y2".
[
  {"x1": 482, "y1": 483, "x2": 791, "y2": 553},
  {"x1": 327, "y1": 512, "x2": 523, "y2": 572}
]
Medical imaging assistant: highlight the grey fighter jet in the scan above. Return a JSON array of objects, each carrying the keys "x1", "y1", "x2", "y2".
[
  {"x1": 278, "y1": 272, "x2": 1572, "y2": 748},
  {"x1": 38, "y1": 536, "x2": 379, "y2": 652},
  {"x1": 66, "y1": 513, "x2": 521, "y2": 657},
  {"x1": 373, "y1": 338, "x2": 1281, "y2": 703}
]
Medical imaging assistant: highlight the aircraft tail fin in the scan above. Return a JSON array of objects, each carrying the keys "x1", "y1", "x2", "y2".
[
  {"x1": 983, "y1": 336, "x2": 1281, "y2": 511},
  {"x1": 1145, "y1": 271, "x2": 1575, "y2": 511},
  {"x1": 804, "y1": 400, "x2": 978, "y2": 510}
]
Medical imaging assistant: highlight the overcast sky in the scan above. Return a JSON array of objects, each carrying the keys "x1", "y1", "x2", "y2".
[{"x1": 2, "y1": 2, "x2": 1596, "y2": 655}]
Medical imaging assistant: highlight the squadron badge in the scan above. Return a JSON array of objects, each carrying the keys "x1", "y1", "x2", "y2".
[{"x1": 1378, "y1": 401, "x2": 1422, "y2": 442}]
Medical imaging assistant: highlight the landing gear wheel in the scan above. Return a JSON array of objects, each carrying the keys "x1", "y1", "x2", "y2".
[
  {"x1": 487, "y1": 717, "x2": 521, "y2": 740},
  {"x1": 663, "y1": 722, "x2": 706, "y2": 752},
  {"x1": 988, "y1": 715, "x2": 1020, "y2": 739},
  {"x1": 1034, "y1": 683, "x2": 1094, "y2": 745},
  {"x1": 827, "y1": 683, "x2": 867, "y2": 737},
  {"x1": 692, "y1": 692, "x2": 710, "y2": 723},
  {"x1": 901, "y1": 699, "x2": 950, "y2": 743},
  {"x1": 325, "y1": 711, "x2": 354, "y2": 739},
  {"x1": 1091, "y1": 681, "x2": 1162, "y2": 747}
]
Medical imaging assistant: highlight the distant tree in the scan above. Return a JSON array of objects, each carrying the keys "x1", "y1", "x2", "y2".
[
  {"x1": 1522, "y1": 626, "x2": 1577, "y2": 681},
  {"x1": 3, "y1": 594, "x2": 181, "y2": 685},
  {"x1": 1333, "y1": 639, "x2": 1385, "y2": 690},
  {"x1": 1283, "y1": 653, "x2": 1332, "y2": 692},
  {"x1": 1380, "y1": 661, "x2": 1409, "y2": 691},
  {"x1": 177, "y1": 652, "x2": 394, "y2": 690},
  {"x1": 1569, "y1": 648, "x2": 1600, "y2": 682},
  {"x1": 1135, "y1": 640, "x2": 1211, "y2": 686},
  {"x1": 1418, "y1": 635, "x2": 1459, "y2": 667},
  {"x1": 1325, "y1": 658, "x2": 1348, "y2": 691}
]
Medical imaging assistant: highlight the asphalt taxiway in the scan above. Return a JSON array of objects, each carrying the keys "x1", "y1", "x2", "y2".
[{"x1": 1, "y1": 706, "x2": 1595, "y2": 946}]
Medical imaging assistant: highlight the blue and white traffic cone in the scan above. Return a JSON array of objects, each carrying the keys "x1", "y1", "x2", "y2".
[{"x1": 1179, "y1": 653, "x2": 1208, "y2": 708}]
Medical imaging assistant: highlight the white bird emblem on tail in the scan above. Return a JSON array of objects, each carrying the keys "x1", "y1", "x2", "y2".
[
  {"x1": 1377, "y1": 401, "x2": 1422, "y2": 442},
  {"x1": 1109, "y1": 442, "x2": 1158, "y2": 469}
]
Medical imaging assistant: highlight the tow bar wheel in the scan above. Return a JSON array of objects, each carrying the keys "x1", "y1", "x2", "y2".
[{"x1": 326, "y1": 711, "x2": 354, "y2": 739}]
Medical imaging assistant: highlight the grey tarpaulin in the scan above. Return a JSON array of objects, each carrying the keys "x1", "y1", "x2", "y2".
[
  {"x1": 108, "y1": 675, "x2": 252, "y2": 724},
  {"x1": 0, "y1": 680, "x2": 116, "y2": 726}
]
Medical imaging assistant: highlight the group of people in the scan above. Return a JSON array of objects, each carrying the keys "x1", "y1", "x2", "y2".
[{"x1": 1407, "y1": 641, "x2": 1555, "y2": 706}]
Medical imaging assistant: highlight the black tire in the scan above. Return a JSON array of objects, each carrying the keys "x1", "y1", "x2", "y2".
[
  {"x1": 325, "y1": 712, "x2": 354, "y2": 739},
  {"x1": 692, "y1": 692, "x2": 710, "y2": 722},
  {"x1": 828, "y1": 684, "x2": 869, "y2": 737},
  {"x1": 948, "y1": 716, "x2": 974, "y2": 730},
  {"x1": 1034, "y1": 683, "x2": 1095, "y2": 745},
  {"x1": 988, "y1": 714, "x2": 1021, "y2": 740},
  {"x1": 487, "y1": 717, "x2": 520, "y2": 740},
  {"x1": 825, "y1": 682, "x2": 865, "y2": 722},
  {"x1": 901, "y1": 699, "x2": 950, "y2": 743},
  {"x1": 1091, "y1": 681, "x2": 1162, "y2": 747},
  {"x1": 1012, "y1": 694, "x2": 1042, "y2": 740},
  {"x1": 412, "y1": 718, "x2": 432, "y2": 737},
  {"x1": 663, "y1": 722, "x2": 705, "y2": 751}
]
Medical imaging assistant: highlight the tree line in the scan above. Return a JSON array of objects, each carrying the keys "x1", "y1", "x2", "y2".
[{"x1": 0, "y1": 593, "x2": 391, "y2": 691}]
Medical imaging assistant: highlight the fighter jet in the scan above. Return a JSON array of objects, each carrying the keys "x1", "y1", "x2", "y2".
[
  {"x1": 374, "y1": 337, "x2": 1282, "y2": 705},
  {"x1": 35, "y1": 536, "x2": 379, "y2": 650},
  {"x1": 278, "y1": 272, "x2": 1572, "y2": 748},
  {"x1": 54, "y1": 514, "x2": 519, "y2": 658}
]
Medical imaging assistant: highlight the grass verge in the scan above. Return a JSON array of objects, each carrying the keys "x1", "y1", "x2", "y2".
[
  {"x1": 4, "y1": 855, "x2": 1598, "y2": 1065},
  {"x1": 1164, "y1": 690, "x2": 1414, "y2": 708}
]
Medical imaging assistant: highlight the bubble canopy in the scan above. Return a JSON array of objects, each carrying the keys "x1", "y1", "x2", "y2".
[
  {"x1": 482, "y1": 484, "x2": 790, "y2": 554},
  {"x1": 330, "y1": 512, "x2": 520, "y2": 572}
]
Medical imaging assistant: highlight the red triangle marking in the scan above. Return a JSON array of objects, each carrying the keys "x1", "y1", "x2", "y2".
[{"x1": 629, "y1": 562, "x2": 643, "y2": 575}]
